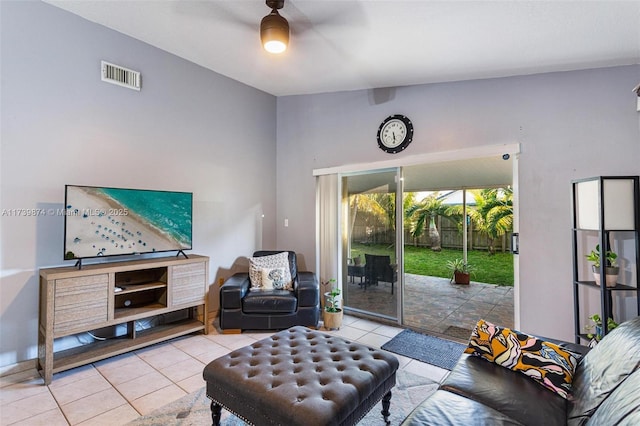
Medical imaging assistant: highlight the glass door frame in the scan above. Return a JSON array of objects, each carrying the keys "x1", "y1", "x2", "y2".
[
  {"x1": 395, "y1": 167, "x2": 405, "y2": 325},
  {"x1": 314, "y1": 143, "x2": 521, "y2": 329},
  {"x1": 339, "y1": 167, "x2": 404, "y2": 324}
]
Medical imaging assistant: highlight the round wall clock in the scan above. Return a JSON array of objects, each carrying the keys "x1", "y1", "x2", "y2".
[{"x1": 376, "y1": 114, "x2": 414, "y2": 154}]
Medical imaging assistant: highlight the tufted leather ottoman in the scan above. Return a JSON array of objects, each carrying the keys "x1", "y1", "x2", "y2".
[{"x1": 203, "y1": 326, "x2": 399, "y2": 425}]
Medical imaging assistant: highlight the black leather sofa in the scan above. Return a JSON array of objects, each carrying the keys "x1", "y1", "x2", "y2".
[
  {"x1": 219, "y1": 251, "x2": 320, "y2": 332},
  {"x1": 402, "y1": 316, "x2": 640, "y2": 425}
]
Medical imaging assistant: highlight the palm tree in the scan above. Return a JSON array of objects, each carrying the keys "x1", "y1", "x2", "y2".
[
  {"x1": 448, "y1": 188, "x2": 513, "y2": 255},
  {"x1": 348, "y1": 193, "x2": 394, "y2": 245},
  {"x1": 371, "y1": 193, "x2": 396, "y2": 231},
  {"x1": 405, "y1": 192, "x2": 448, "y2": 251},
  {"x1": 403, "y1": 192, "x2": 417, "y2": 244}
]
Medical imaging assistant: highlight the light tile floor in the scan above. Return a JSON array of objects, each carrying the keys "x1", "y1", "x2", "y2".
[{"x1": 0, "y1": 315, "x2": 449, "y2": 426}]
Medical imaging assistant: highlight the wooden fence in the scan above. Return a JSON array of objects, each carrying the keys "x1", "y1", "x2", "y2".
[{"x1": 351, "y1": 216, "x2": 512, "y2": 252}]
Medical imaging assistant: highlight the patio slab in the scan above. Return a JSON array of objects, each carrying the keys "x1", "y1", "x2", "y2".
[{"x1": 345, "y1": 273, "x2": 514, "y2": 342}]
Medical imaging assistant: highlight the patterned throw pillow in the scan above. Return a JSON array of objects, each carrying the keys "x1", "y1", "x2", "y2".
[
  {"x1": 465, "y1": 319, "x2": 578, "y2": 399},
  {"x1": 248, "y1": 252, "x2": 292, "y2": 290},
  {"x1": 261, "y1": 267, "x2": 287, "y2": 290}
]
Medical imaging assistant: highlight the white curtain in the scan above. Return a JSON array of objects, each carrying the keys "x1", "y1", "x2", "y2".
[{"x1": 316, "y1": 174, "x2": 339, "y2": 296}]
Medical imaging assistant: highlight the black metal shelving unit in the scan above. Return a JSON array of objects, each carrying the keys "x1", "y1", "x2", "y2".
[{"x1": 571, "y1": 176, "x2": 640, "y2": 344}]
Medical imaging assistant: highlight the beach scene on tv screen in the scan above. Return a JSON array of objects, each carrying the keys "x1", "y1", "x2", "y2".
[{"x1": 64, "y1": 186, "x2": 192, "y2": 259}]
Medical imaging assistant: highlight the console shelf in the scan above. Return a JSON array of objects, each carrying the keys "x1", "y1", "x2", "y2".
[
  {"x1": 50, "y1": 318, "x2": 204, "y2": 375},
  {"x1": 571, "y1": 176, "x2": 639, "y2": 344},
  {"x1": 38, "y1": 255, "x2": 209, "y2": 384},
  {"x1": 116, "y1": 282, "x2": 167, "y2": 295},
  {"x1": 575, "y1": 280, "x2": 638, "y2": 292},
  {"x1": 114, "y1": 303, "x2": 167, "y2": 319}
]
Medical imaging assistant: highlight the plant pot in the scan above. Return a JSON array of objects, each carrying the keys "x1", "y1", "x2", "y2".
[
  {"x1": 323, "y1": 309, "x2": 343, "y2": 330},
  {"x1": 453, "y1": 271, "x2": 470, "y2": 285},
  {"x1": 592, "y1": 266, "x2": 619, "y2": 288},
  {"x1": 594, "y1": 325, "x2": 602, "y2": 340}
]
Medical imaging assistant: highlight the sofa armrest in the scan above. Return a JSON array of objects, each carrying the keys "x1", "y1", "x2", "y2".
[
  {"x1": 441, "y1": 354, "x2": 568, "y2": 426},
  {"x1": 296, "y1": 271, "x2": 319, "y2": 308},
  {"x1": 220, "y1": 273, "x2": 250, "y2": 309}
]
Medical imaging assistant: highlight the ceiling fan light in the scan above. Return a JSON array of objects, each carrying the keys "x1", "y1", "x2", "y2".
[
  {"x1": 264, "y1": 39, "x2": 287, "y2": 54},
  {"x1": 260, "y1": 10, "x2": 289, "y2": 54}
]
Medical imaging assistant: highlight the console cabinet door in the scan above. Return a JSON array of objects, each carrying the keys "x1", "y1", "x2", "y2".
[
  {"x1": 171, "y1": 263, "x2": 206, "y2": 306},
  {"x1": 53, "y1": 274, "x2": 109, "y2": 336}
]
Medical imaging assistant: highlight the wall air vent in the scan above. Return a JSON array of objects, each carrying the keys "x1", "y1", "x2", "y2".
[{"x1": 101, "y1": 61, "x2": 141, "y2": 91}]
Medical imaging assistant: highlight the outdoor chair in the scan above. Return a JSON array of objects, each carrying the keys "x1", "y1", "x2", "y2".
[
  {"x1": 347, "y1": 257, "x2": 366, "y2": 284},
  {"x1": 364, "y1": 254, "x2": 397, "y2": 294}
]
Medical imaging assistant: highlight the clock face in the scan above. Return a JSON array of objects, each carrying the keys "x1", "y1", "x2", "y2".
[
  {"x1": 381, "y1": 119, "x2": 407, "y2": 148},
  {"x1": 377, "y1": 115, "x2": 414, "y2": 154}
]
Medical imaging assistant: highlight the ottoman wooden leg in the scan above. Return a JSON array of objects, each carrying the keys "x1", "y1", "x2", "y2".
[
  {"x1": 381, "y1": 390, "x2": 392, "y2": 424},
  {"x1": 211, "y1": 400, "x2": 222, "y2": 426}
]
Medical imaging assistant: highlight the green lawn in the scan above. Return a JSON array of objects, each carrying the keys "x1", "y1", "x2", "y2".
[{"x1": 350, "y1": 243, "x2": 514, "y2": 286}]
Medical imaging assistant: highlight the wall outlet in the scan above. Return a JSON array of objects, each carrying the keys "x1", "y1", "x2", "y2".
[{"x1": 284, "y1": 218, "x2": 289, "y2": 227}]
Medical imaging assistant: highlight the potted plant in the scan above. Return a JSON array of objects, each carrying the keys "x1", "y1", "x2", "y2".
[
  {"x1": 323, "y1": 282, "x2": 343, "y2": 330},
  {"x1": 586, "y1": 244, "x2": 619, "y2": 287},
  {"x1": 586, "y1": 313, "x2": 618, "y2": 345},
  {"x1": 446, "y1": 258, "x2": 475, "y2": 285}
]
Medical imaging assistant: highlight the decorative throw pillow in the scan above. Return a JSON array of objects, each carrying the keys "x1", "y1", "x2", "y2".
[
  {"x1": 261, "y1": 267, "x2": 287, "y2": 290},
  {"x1": 465, "y1": 319, "x2": 578, "y2": 399},
  {"x1": 248, "y1": 252, "x2": 292, "y2": 290}
]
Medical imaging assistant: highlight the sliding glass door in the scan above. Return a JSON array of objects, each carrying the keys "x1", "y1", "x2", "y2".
[
  {"x1": 317, "y1": 146, "x2": 518, "y2": 337},
  {"x1": 341, "y1": 169, "x2": 402, "y2": 322}
]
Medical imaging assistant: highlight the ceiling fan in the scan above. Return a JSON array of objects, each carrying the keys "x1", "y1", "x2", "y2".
[
  {"x1": 260, "y1": 0, "x2": 289, "y2": 54},
  {"x1": 176, "y1": 0, "x2": 364, "y2": 57}
]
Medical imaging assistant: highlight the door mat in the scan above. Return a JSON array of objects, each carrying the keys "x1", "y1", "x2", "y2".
[
  {"x1": 382, "y1": 329, "x2": 467, "y2": 370},
  {"x1": 444, "y1": 325, "x2": 474, "y2": 340}
]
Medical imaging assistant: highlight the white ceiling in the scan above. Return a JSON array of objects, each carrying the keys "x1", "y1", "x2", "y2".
[
  {"x1": 41, "y1": 1, "x2": 639, "y2": 189},
  {"x1": 45, "y1": 0, "x2": 640, "y2": 97}
]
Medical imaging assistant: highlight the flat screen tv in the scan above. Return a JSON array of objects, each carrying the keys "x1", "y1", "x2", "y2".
[{"x1": 64, "y1": 185, "x2": 192, "y2": 264}]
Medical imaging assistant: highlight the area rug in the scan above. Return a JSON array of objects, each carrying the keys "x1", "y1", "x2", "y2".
[
  {"x1": 382, "y1": 329, "x2": 467, "y2": 370},
  {"x1": 126, "y1": 370, "x2": 439, "y2": 426}
]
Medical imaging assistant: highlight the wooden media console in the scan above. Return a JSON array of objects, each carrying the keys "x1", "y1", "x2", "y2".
[{"x1": 38, "y1": 255, "x2": 209, "y2": 384}]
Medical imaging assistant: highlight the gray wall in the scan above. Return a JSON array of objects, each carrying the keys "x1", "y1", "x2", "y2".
[
  {"x1": 0, "y1": 1, "x2": 277, "y2": 367},
  {"x1": 1, "y1": 1, "x2": 638, "y2": 367},
  {"x1": 277, "y1": 66, "x2": 640, "y2": 341}
]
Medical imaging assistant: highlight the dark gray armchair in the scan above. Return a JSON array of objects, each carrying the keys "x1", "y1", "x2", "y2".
[
  {"x1": 219, "y1": 251, "x2": 320, "y2": 332},
  {"x1": 364, "y1": 254, "x2": 397, "y2": 294}
]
